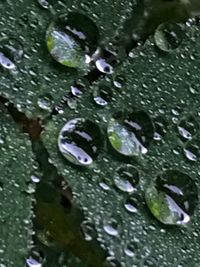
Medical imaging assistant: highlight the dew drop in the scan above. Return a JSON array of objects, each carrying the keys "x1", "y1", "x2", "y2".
[
  {"x1": 37, "y1": 0, "x2": 50, "y2": 9},
  {"x1": 46, "y1": 12, "x2": 99, "y2": 69},
  {"x1": 114, "y1": 164, "x2": 139, "y2": 193},
  {"x1": 58, "y1": 118, "x2": 103, "y2": 166},
  {"x1": 26, "y1": 251, "x2": 44, "y2": 267},
  {"x1": 177, "y1": 116, "x2": 199, "y2": 141},
  {"x1": 113, "y1": 75, "x2": 125, "y2": 89},
  {"x1": 124, "y1": 196, "x2": 138, "y2": 213},
  {"x1": 104, "y1": 218, "x2": 119, "y2": 236},
  {"x1": 31, "y1": 175, "x2": 41, "y2": 183},
  {"x1": 37, "y1": 94, "x2": 53, "y2": 111},
  {"x1": 107, "y1": 110, "x2": 154, "y2": 156},
  {"x1": 154, "y1": 22, "x2": 184, "y2": 52},
  {"x1": 93, "y1": 83, "x2": 112, "y2": 106},
  {"x1": 145, "y1": 170, "x2": 198, "y2": 225},
  {"x1": 92, "y1": 47, "x2": 116, "y2": 74},
  {"x1": 80, "y1": 220, "x2": 97, "y2": 241}
]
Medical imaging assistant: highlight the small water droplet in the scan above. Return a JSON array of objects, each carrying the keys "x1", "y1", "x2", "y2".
[
  {"x1": 37, "y1": 94, "x2": 53, "y2": 111},
  {"x1": 177, "y1": 116, "x2": 198, "y2": 141},
  {"x1": 145, "y1": 170, "x2": 198, "y2": 225},
  {"x1": 114, "y1": 164, "x2": 139, "y2": 193},
  {"x1": 154, "y1": 22, "x2": 184, "y2": 52},
  {"x1": 31, "y1": 175, "x2": 41, "y2": 183},
  {"x1": 124, "y1": 196, "x2": 138, "y2": 213},
  {"x1": 104, "y1": 218, "x2": 119, "y2": 236},
  {"x1": 93, "y1": 83, "x2": 112, "y2": 106},
  {"x1": 26, "y1": 251, "x2": 44, "y2": 267},
  {"x1": 80, "y1": 220, "x2": 97, "y2": 241},
  {"x1": 92, "y1": 47, "x2": 116, "y2": 74},
  {"x1": 58, "y1": 118, "x2": 103, "y2": 166},
  {"x1": 107, "y1": 110, "x2": 154, "y2": 156},
  {"x1": 113, "y1": 75, "x2": 125, "y2": 89},
  {"x1": 38, "y1": 0, "x2": 50, "y2": 9}
]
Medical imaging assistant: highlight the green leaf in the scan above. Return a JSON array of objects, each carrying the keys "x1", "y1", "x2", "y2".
[
  {"x1": 0, "y1": 104, "x2": 37, "y2": 266},
  {"x1": 42, "y1": 19, "x2": 200, "y2": 267}
]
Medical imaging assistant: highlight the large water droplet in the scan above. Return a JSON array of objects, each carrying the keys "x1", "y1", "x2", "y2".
[
  {"x1": 58, "y1": 118, "x2": 103, "y2": 166},
  {"x1": 46, "y1": 12, "x2": 99, "y2": 69},
  {"x1": 114, "y1": 164, "x2": 139, "y2": 193},
  {"x1": 145, "y1": 170, "x2": 198, "y2": 225},
  {"x1": 154, "y1": 22, "x2": 184, "y2": 52},
  {"x1": 107, "y1": 110, "x2": 154, "y2": 156}
]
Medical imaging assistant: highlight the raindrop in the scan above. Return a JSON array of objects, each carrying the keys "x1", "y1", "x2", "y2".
[
  {"x1": 114, "y1": 164, "x2": 139, "y2": 193},
  {"x1": 26, "y1": 251, "x2": 44, "y2": 267},
  {"x1": 37, "y1": 94, "x2": 53, "y2": 111},
  {"x1": 183, "y1": 138, "x2": 199, "y2": 162},
  {"x1": 154, "y1": 22, "x2": 184, "y2": 52},
  {"x1": 31, "y1": 175, "x2": 41, "y2": 183},
  {"x1": 113, "y1": 75, "x2": 125, "y2": 89},
  {"x1": 124, "y1": 242, "x2": 138, "y2": 257},
  {"x1": 177, "y1": 116, "x2": 199, "y2": 142},
  {"x1": 37, "y1": 0, "x2": 50, "y2": 9},
  {"x1": 58, "y1": 118, "x2": 103, "y2": 166},
  {"x1": 71, "y1": 79, "x2": 86, "y2": 97},
  {"x1": 153, "y1": 116, "x2": 168, "y2": 141},
  {"x1": 80, "y1": 220, "x2": 97, "y2": 241},
  {"x1": 107, "y1": 110, "x2": 154, "y2": 156},
  {"x1": 46, "y1": 12, "x2": 99, "y2": 69},
  {"x1": 104, "y1": 218, "x2": 119, "y2": 236},
  {"x1": 92, "y1": 47, "x2": 116, "y2": 74},
  {"x1": 143, "y1": 256, "x2": 158, "y2": 267},
  {"x1": 103, "y1": 256, "x2": 121, "y2": 267},
  {"x1": 93, "y1": 83, "x2": 112, "y2": 106},
  {"x1": 124, "y1": 196, "x2": 138, "y2": 213},
  {"x1": 145, "y1": 170, "x2": 198, "y2": 225}
]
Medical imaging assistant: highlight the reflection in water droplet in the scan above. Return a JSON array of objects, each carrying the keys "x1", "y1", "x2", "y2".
[
  {"x1": 145, "y1": 170, "x2": 198, "y2": 225},
  {"x1": 58, "y1": 118, "x2": 103, "y2": 166},
  {"x1": 114, "y1": 164, "x2": 139, "y2": 193},
  {"x1": 154, "y1": 22, "x2": 184, "y2": 52},
  {"x1": 177, "y1": 116, "x2": 198, "y2": 141},
  {"x1": 107, "y1": 110, "x2": 154, "y2": 156},
  {"x1": 46, "y1": 12, "x2": 99, "y2": 69},
  {"x1": 93, "y1": 83, "x2": 112, "y2": 106}
]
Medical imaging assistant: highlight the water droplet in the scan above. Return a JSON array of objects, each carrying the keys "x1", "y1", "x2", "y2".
[
  {"x1": 46, "y1": 12, "x2": 99, "y2": 69},
  {"x1": 107, "y1": 110, "x2": 154, "y2": 156},
  {"x1": 26, "y1": 251, "x2": 44, "y2": 267},
  {"x1": 104, "y1": 218, "x2": 119, "y2": 236},
  {"x1": 103, "y1": 256, "x2": 121, "y2": 267},
  {"x1": 58, "y1": 118, "x2": 103, "y2": 166},
  {"x1": 124, "y1": 196, "x2": 138, "y2": 213},
  {"x1": 143, "y1": 256, "x2": 158, "y2": 267},
  {"x1": 145, "y1": 170, "x2": 198, "y2": 225},
  {"x1": 37, "y1": 94, "x2": 53, "y2": 111},
  {"x1": 114, "y1": 164, "x2": 139, "y2": 193},
  {"x1": 80, "y1": 220, "x2": 97, "y2": 241},
  {"x1": 38, "y1": 0, "x2": 50, "y2": 9},
  {"x1": 93, "y1": 83, "x2": 112, "y2": 106},
  {"x1": 92, "y1": 47, "x2": 116, "y2": 74},
  {"x1": 177, "y1": 116, "x2": 198, "y2": 141},
  {"x1": 31, "y1": 175, "x2": 41, "y2": 183},
  {"x1": 153, "y1": 116, "x2": 168, "y2": 141},
  {"x1": 71, "y1": 79, "x2": 86, "y2": 97},
  {"x1": 154, "y1": 23, "x2": 184, "y2": 52},
  {"x1": 113, "y1": 75, "x2": 125, "y2": 89},
  {"x1": 124, "y1": 242, "x2": 138, "y2": 257}
]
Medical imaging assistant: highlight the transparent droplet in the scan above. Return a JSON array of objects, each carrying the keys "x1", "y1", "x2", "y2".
[
  {"x1": 93, "y1": 83, "x2": 112, "y2": 106},
  {"x1": 153, "y1": 116, "x2": 168, "y2": 141},
  {"x1": 58, "y1": 118, "x2": 103, "y2": 166},
  {"x1": 143, "y1": 256, "x2": 158, "y2": 267},
  {"x1": 114, "y1": 164, "x2": 139, "y2": 193},
  {"x1": 38, "y1": 0, "x2": 50, "y2": 9},
  {"x1": 31, "y1": 175, "x2": 41, "y2": 183},
  {"x1": 46, "y1": 12, "x2": 99, "y2": 69},
  {"x1": 124, "y1": 242, "x2": 138, "y2": 257},
  {"x1": 103, "y1": 256, "x2": 121, "y2": 267},
  {"x1": 124, "y1": 196, "x2": 138, "y2": 213},
  {"x1": 37, "y1": 94, "x2": 53, "y2": 111},
  {"x1": 107, "y1": 110, "x2": 154, "y2": 156},
  {"x1": 145, "y1": 170, "x2": 198, "y2": 225},
  {"x1": 113, "y1": 75, "x2": 125, "y2": 89},
  {"x1": 177, "y1": 116, "x2": 199, "y2": 142},
  {"x1": 154, "y1": 23, "x2": 184, "y2": 52},
  {"x1": 183, "y1": 138, "x2": 199, "y2": 162},
  {"x1": 26, "y1": 251, "x2": 44, "y2": 267},
  {"x1": 80, "y1": 220, "x2": 97, "y2": 241},
  {"x1": 92, "y1": 47, "x2": 116, "y2": 74},
  {"x1": 71, "y1": 79, "x2": 86, "y2": 97},
  {"x1": 104, "y1": 218, "x2": 119, "y2": 236}
]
